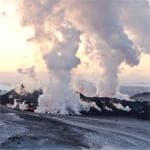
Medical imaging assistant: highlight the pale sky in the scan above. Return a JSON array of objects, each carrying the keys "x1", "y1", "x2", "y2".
[
  {"x1": 0, "y1": 0, "x2": 46, "y2": 72},
  {"x1": 0, "y1": 0, "x2": 150, "y2": 85},
  {"x1": 0, "y1": 0, "x2": 35, "y2": 71}
]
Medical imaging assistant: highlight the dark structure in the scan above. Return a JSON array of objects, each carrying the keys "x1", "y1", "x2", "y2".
[
  {"x1": 0, "y1": 85, "x2": 150, "y2": 120},
  {"x1": 0, "y1": 85, "x2": 43, "y2": 111},
  {"x1": 79, "y1": 93, "x2": 150, "y2": 120},
  {"x1": 130, "y1": 92, "x2": 150, "y2": 102}
]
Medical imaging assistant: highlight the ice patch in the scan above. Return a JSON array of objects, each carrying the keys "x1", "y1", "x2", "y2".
[
  {"x1": 88, "y1": 102, "x2": 101, "y2": 112},
  {"x1": 7, "y1": 100, "x2": 28, "y2": 110},
  {"x1": 104, "y1": 106, "x2": 112, "y2": 111},
  {"x1": 113, "y1": 103, "x2": 131, "y2": 112},
  {"x1": 19, "y1": 102, "x2": 28, "y2": 110}
]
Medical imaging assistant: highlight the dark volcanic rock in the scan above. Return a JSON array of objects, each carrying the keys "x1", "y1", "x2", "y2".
[
  {"x1": 0, "y1": 105, "x2": 150, "y2": 149},
  {"x1": 79, "y1": 93, "x2": 150, "y2": 120},
  {"x1": 0, "y1": 85, "x2": 43, "y2": 111},
  {"x1": 0, "y1": 85, "x2": 150, "y2": 120},
  {"x1": 131, "y1": 92, "x2": 150, "y2": 102}
]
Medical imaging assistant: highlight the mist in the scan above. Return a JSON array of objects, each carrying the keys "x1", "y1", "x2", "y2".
[{"x1": 18, "y1": 0, "x2": 150, "y2": 114}]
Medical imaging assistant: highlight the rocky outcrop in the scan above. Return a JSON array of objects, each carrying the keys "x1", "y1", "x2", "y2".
[
  {"x1": 0, "y1": 86, "x2": 149, "y2": 120},
  {"x1": 0, "y1": 85, "x2": 43, "y2": 111},
  {"x1": 79, "y1": 93, "x2": 150, "y2": 120},
  {"x1": 130, "y1": 92, "x2": 150, "y2": 102}
]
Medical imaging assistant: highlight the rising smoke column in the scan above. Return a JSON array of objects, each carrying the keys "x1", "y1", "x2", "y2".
[
  {"x1": 37, "y1": 24, "x2": 81, "y2": 114},
  {"x1": 21, "y1": 0, "x2": 81, "y2": 114},
  {"x1": 58, "y1": 0, "x2": 140, "y2": 97},
  {"x1": 20, "y1": 0, "x2": 150, "y2": 113},
  {"x1": 121, "y1": 0, "x2": 150, "y2": 54}
]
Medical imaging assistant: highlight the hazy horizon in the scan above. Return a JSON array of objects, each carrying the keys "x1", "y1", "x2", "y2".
[
  {"x1": 0, "y1": 0, "x2": 150, "y2": 111},
  {"x1": 0, "y1": 71, "x2": 149, "y2": 87}
]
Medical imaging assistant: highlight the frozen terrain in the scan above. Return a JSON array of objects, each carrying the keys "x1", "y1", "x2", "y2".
[
  {"x1": 0, "y1": 84, "x2": 150, "y2": 149},
  {"x1": 0, "y1": 105, "x2": 150, "y2": 150}
]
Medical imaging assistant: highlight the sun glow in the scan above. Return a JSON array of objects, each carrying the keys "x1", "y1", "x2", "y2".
[
  {"x1": 0, "y1": 0, "x2": 149, "y2": 86},
  {"x1": 0, "y1": 0, "x2": 36, "y2": 71}
]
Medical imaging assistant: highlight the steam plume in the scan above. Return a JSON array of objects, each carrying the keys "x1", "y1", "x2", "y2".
[{"x1": 20, "y1": 0, "x2": 150, "y2": 113}]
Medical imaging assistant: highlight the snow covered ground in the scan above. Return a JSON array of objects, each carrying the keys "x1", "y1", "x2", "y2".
[
  {"x1": 0, "y1": 84, "x2": 150, "y2": 149},
  {"x1": 0, "y1": 105, "x2": 150, "y2": 150}
]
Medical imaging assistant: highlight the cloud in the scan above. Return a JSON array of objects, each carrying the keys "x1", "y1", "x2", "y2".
[{"x1": 20, "y1": 0, "x2": 150, "y2": 113}]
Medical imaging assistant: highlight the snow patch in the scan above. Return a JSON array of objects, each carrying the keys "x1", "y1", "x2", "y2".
[{"x1": 113, "y1": 103, "x2": 131, "y2": 112}]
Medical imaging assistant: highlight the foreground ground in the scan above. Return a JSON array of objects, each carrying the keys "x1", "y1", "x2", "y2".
[{"x1": 0, "y1": 105, "x2": 150, "y2": 150}]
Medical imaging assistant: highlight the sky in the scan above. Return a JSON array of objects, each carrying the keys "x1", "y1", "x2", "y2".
[
  {"x1": 0, "y1": 0, "x2": 150, "y2": 86},
  {"x1": 0, "y1": 0, "x2": 46, "y2": 72}
]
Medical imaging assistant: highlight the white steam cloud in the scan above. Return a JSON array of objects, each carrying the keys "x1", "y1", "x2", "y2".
[
  {"x1": 17, "y1": 66, "x2": 41, "y2": 93},
  {"x1": 20, "y1": 0, "x2": 150, "y2": 114}
]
